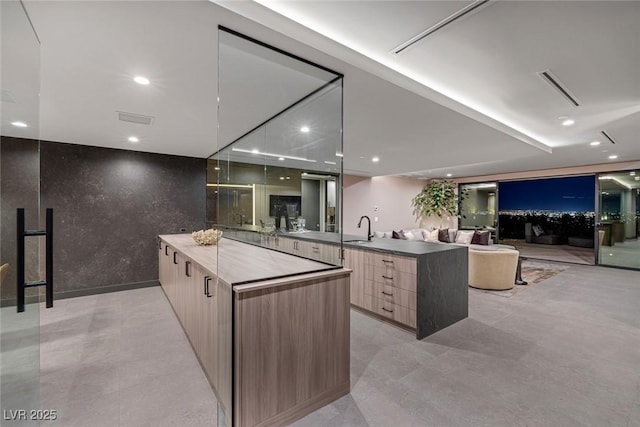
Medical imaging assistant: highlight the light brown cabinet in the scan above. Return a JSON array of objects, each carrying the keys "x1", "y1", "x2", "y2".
[
  {"x1": 159, "y1": 235, "x2": 350, "y2": 427},
  {"x1": 345, "y1": 247, "x2": 418, "y2": 329}
]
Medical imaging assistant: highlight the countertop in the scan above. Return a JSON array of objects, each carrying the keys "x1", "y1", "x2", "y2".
[
  {"x1": 275, "y1": 231, "x2": 464, "y2": 257},
  {"x1": 160, "y1": 234, "x2": 339, "y2": 286}
]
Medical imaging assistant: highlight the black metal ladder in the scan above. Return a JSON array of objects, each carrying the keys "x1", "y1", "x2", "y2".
[{"x1": 17, "y1": 208, "x2": 53, "y2": 312}]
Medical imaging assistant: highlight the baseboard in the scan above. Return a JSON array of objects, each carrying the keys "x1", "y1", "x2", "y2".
[{"x1": 0, "y1": 280, "x2": 159, "y2": 308}]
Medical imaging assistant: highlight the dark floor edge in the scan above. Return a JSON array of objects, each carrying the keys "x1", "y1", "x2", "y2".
[{"x1": 0, "y1": 280, "x2": 159, "y2": 307}]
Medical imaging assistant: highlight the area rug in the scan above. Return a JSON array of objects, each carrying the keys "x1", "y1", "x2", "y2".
[{"x1": 471, "y1": 260, "x2": 571, "y2": 298}]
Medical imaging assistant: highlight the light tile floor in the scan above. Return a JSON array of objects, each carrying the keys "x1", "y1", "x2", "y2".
[{"x1": 5, "y1": 262, "x2": 639, "y2": 426}]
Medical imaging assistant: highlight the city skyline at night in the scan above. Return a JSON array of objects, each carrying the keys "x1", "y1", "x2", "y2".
[{"x1": 499, "y1": 176, "x2": 595, "y2": 213}]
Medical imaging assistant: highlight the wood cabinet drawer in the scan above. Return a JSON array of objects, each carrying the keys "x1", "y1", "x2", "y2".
[
  {"x1": 364, "y1": 281, "x2": 416, "y2": 311},
  {"x1": 366, "y1": 252, "x2": 416, "y2": 274},
  {"x1": 365, "y1": 296, "x2": 416, "y2": 329},
  {"x1": 364, "y1": 266, "x2": 417, "y2": 292}
]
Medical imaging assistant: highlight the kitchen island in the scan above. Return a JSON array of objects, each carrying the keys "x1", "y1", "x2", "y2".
[
  {"x1": 158, "y1": 234, "x2": 351, "y2": 427},
  {"x1": 270, "y1": 231, "x2": 468, "y2": 340}
]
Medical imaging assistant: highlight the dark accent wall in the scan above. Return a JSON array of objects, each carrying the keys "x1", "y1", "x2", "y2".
[
  {"x1": 0, "y1": 137, "x2": 40, "y2": 299},
  {"x1": 39, "y1": 141, "x2": 206, "y2": 294}
]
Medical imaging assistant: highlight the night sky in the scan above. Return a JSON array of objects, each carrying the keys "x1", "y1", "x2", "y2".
[{"x1": 499, "y1": 176, "x2": 595, "y2": 212}]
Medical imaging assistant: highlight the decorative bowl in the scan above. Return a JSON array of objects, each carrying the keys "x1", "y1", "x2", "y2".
[{"x1": 192, "y1": 229, "x2": 223, "y2": 246}]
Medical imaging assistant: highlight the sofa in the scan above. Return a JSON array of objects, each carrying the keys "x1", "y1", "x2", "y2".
[
  {"x1": 375, "y1": 228, "x2": 523, "y2": 288},
  {"x1": 525, "y1": 223, "x2": 561, "y2": 245}
]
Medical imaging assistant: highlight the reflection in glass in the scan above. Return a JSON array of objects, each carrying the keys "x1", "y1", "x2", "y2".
[
  {"x1": 459, "y1": 182, "x2": 497, "y2": 239},
  {"x1": 597, "y1": 171, "x2": 640, "y2": 269}
]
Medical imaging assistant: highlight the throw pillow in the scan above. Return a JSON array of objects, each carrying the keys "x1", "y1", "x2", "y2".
[
  {"x1": 374, "y1": 231, "x2": 392, "y2": 238},
  {"x1": 532, "y1": 224, "x2": 545, "y2": 236},
  {"x1": 455, "y1": 230, "x2": 475, "y2": 244},
  {"x1": 448, "y1": 229, "x2": 458, "y2": 243},
  {"x1": 438, "y1": 228, "x2": 450, "y2": 243},
  {"x1": 424, "y1": 229, "x2": 439, "y2": 242},
  {"x1": 392, "y1": 230, "x2": 407, "y2": 240},
  {"x1": 471, "y1": 230, "x2": 491, "y2": 245},
  {"x1": 403, "y1": 230, "x2": 417, "y2": 240}
]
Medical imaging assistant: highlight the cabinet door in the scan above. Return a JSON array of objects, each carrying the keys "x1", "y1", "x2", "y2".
[{"x1": 343, "y1": 248, "x2": 365, "y2": 308}]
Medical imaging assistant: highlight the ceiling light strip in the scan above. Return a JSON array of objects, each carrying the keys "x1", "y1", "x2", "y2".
[
  {"x1": 601, "y1": 130, "x2": 617, "y2": 144},
  {"x1": 231, "y1": 148, "x2": 316, "y2": 163},
  {"x1": 393, "y1": 0, "x2": 490, "y2": 54},
  {"x1": 537, "y1": 71, "x2": 580, "y2": 107}
]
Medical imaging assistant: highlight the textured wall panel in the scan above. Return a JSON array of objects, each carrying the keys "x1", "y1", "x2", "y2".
[{"x1": 40, "y1": 141, "x2": 206, "y2": 293}]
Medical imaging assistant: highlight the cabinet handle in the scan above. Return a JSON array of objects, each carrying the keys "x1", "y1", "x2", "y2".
[
  {"x1": 203, "y1": 276, "x2": 209, "y2": 296},
  {"x1": 381, "y1": 291, "x2": 393, "y2": 296},
  {"x1": 165, "y1": 245, "x2": 169, "y2": 256},
  {"x1": 185, "y1": 261, "x2": 191, "y2": 277},
  {"x1": 173, "y1": 252, "x2": 178, "y2": 265},
  {"x1": 205, "y1": 277, "x2": 213, "y2": 298},
  {"x1": 382, "y1": 259, "x2": 394, "y2": 264},
  {"x1": 382, "y1": 275, "x2": 393, "y2": 280},
  {"x1": 382, "y1": 307, "x2": 394, "y2": 313},
  {"x1": 158, "y1": 240, "x2": 162, "y2": 250}
]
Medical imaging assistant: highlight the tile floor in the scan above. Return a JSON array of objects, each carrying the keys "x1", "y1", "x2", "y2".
[{"x1": 4, "y1": 262, "x2": 639, "y2": 426}]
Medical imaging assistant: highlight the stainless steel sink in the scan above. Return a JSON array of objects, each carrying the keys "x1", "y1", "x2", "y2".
[{"x1": 344, "y1": 239, "x2": 372, "y2": 244}]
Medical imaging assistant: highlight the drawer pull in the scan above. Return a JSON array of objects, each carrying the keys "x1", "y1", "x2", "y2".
[
  {"x1": 382, "y1": 275, "x2": 393, "y2": 280},
  {"x1": 382, "y1": 259, "x2": 394, "y2": 263},
  {"x1": 165, "y1": 245, "x2": 169, "y2": 256},
  {"x1": 381, "y1": 291, "x2": 393, "y2": 296},
  {"x1": 185, "y1": 260, "x2": 191, "y2": 277},
  {"x1": 173, "y1": 252, "x2": 178, "y2": 265},
  {"x1": 382, "y1": 307, "x2": 394, "y2": 313}
]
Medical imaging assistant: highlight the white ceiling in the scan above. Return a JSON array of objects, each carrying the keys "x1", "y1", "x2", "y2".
[{"x1": 2, "y1": 0, "x2": 639, "y2": 179}]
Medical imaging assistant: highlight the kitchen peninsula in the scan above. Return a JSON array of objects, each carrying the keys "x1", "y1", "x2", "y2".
[
  {"x1": 158, "y1": 234, "x2": 351, "y2": 427},
  {"x1": 271, "y1": 231, "x2": 469, "y2": 340}
]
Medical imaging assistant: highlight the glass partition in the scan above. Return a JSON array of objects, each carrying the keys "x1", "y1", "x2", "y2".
[
  {"x1": 1, "y1": 0, "x2": 42, "y2": 422},
  {"x1": 212, "y1": 28, "x2": 343, "y2": 261},
  {"x1": 597, "y1": 171, "x2": 640, "y2": 269},
  {"x1": 212, "y1": 27, "x2": 343, "y2": 427}
]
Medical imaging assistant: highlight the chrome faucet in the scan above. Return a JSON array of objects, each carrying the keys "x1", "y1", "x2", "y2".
[{"x1": 357, "y1": 215, "x2": 373, "y2": 241}]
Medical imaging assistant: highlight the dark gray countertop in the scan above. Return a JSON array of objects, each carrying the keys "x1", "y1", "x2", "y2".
[{"x1": 276, "y1": 230, "x2": 464, "y2": 257}]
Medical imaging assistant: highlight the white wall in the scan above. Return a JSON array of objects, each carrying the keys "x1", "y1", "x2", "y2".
[{"x1": 343, "y1": 175, "x2": 457, "y2": 235}]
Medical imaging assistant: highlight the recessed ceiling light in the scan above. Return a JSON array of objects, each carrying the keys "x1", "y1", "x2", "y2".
[
  {"x1": 251, "y1": 149, "x2": 259, "y2": 154},
  {"x1": 128, "y1": 136, "x2": 139, "y2": 143},
  {"x1": 446, "y1": 173, "x2": 452, "y2": 177},
  {"x1": 134, "y1": 76, "x2": 150, "y2": 85},
  {"x1": 590, "y1": 141, "x2": 600, "y2": 146},
  {"x1": 608, "y1": 155, "x2": 618, "y2": 160},
  {"x1": 300, "y1": 126, "x2": 310, "y2": 133},
  {"x1": 561, "y1": 118, "x2": 575, "y2": 126},
  {"x1": 372, "y1": 157, "x2": 380, "y2": 162},
  {"x1": 278, "y1": 157, "x2": 284, "y2": 161},
  {"x1": 11, "y1": 121, "x2": 27, "y2": 127}
]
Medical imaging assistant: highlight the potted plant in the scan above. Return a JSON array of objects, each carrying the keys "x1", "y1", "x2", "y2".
[{"x1": 411, "y1": 180, "x2": 466, "y2": 228}]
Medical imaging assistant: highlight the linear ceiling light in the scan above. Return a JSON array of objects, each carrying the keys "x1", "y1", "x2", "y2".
[
  {"x1": 601, "y1": 130, "x2": 617, "y2": 144},
  {"x1": 231, "y1": 148, "x2": 316, "y2": 163},
  {"x1": 537, "y1": 70, "x2": 580, "y2": 107},
  {"x1": 393, "y1": 0, "x2": 491, "y2": 54}
]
